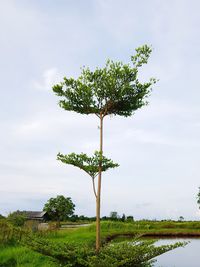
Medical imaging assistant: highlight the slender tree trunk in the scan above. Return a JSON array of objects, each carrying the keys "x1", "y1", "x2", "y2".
[
  {"x1": 96, "y1": 113, "x2": 103, "y2": 252},
  {"x1": 92, "y1": 177, "x2": 97, "y2": 198}
]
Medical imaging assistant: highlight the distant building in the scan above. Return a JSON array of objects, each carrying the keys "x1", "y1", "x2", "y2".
[{"x1": 23, "y1": 211, "x2": 49, "y2": 221}]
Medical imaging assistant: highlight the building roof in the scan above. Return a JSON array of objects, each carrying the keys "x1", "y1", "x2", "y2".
[{"x1": 23, "y1": 211, "x2": 47, "y2": 219}]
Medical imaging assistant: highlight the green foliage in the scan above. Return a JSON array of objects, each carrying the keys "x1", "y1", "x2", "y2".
[
  {"x1": 126, "y1": 216, "x2": 134, "y2": 222},
  {"x1": 53, "y1": 45, "x2": 156, "y2": 117},
  {"x1": 0, "y1": 220, "x2": 193, "y2": 267},
  {"x1": 44, "y1": 219, "x2": 200, "y2": 248},
  {"x1": 178, "y1": 216, "x2": 184, "y2": 222},
  {"x1": 23, "y1": 234, "x2": 185, "y2": 267},
  {"x1": 43, "y1": 195, "x2": 75, "y2": 221},
  {"x1": 0, "y1": 220, "x2": 14, "y2": 244},
  {"x1": 110, "y1": 212, "x2": 119, "y2": 220},
  {"x1": 88, "y1": 239, "x2": 186, "y2": 267},
  {"x1": 86, "y1": 220, "x2": 200, "y2": 237},
  {"x1": 197, "y1": 187, "x2": 200, "y2": 208},
  {"x1": 121, "y1": 214, "x2": 126, "y2": 222},
  {"x1": 52, "y1": 45, "x2": 157, "y2": 251},
  {"x1": 0, "y1": 220, "x2": 25, "y2": 245},
  {"x1": 0, "y1": 246, "x2": 58, "y2": 267},
  {"x1": 7, "y1": 210, "x2": 26, "y2": 227},
  {"x1": 0, "y1": 214, "x2": 5, "y2": 220},
  {"x1": 57, "y1": 151, "x2": 119, "y2": 178},
  {"x1": 87, "y1": 221, "x2": 136, "y2": 233},
  {"x1": 22, "y1": 235, "x2": 92, "y2": 266}
]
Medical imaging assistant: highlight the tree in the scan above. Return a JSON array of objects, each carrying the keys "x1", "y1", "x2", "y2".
[
  {"x1": 178, "y1": 216, "x2": 184, "y2": 222},
  {"x1": 53, "y1": 45, "x2": 156, "y2": 251},
  {"x1": 197, "y1": 187, "x2": 200, "y2": 209},
  {"x1": 110, "y1": 211, "x2": 119, "y2": 220},
  {"x1": 43, "y1": 195, "x2": 75, "y2": 221},
  {"x1": 126, "y1": 215, "x2": 134, "y2": 222},
  {"x1": 57, "y1": 151, "x2": 119, "y2": 198},
  {"x1": 121, "y1": 213, "x2": 126, "y2": 222}
]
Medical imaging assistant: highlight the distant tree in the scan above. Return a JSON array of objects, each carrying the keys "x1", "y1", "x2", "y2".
[
  {"x1": 121, "y1": 213, "x2": 126, "y2": 222},
  {"x1": 53, "y1": 45, "x2": 156, "y2": 251},
  {"x1": 178, "y1": 216, "x2": 184, "y2": 222},
  {"x1": 110, "y1": 211, "x2": 119, "y2": 220},
  {"x1": 70, "y1": 214, "x2": 79, "y2": 222},
  {"x1": 197, "y1": 187, "x2": 200, "y2": 209},
  {"x1": 78, "y1": 215, "x2": 86, "y2": 220},
  {"x1": 101, "y1": 216, "x2": 109, "y2": 221},
  {"x1": 0, "y1": 214, "x2": 5, "y2": 220},
  {"x1": 43, "y1": 195, "x2": 75, "y2": 221},
  {"x1": 126, "y1": 215, "x2": 134, "y2": 222},
  {"x1": 7, "y1": 210, "x2": 26, "y2": 227}
]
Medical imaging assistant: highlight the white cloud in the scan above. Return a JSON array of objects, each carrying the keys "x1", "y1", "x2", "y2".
[{"x1": 33, "y1": 68, "x2": 62, "y2": 91}]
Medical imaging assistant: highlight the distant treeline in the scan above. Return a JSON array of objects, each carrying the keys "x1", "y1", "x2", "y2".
[{"x1": 68, "y1": 212, "x2": 134, "y2": 222}]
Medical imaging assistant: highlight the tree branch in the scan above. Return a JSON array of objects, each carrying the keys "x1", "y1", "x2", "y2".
[{"x1": 92, "y1": 177, "x2": 97, "y2": 198}]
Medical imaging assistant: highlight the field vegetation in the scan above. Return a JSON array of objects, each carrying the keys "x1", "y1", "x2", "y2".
[{"x1": 0, "y1": 219, "x2": 196, "y2": 266}]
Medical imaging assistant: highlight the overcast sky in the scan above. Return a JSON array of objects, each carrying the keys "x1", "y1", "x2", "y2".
[{"x1": 0, "y1": 0, "x2": 200, "y2": 220}]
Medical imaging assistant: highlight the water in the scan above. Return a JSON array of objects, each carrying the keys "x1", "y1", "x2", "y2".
[{"x1": 154, "y1": 238, "x2": 200, "y2": 267}]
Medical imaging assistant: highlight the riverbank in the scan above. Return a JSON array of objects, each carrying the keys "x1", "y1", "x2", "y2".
[
  {"x1": 0, "y1": 220, "x2": 199, "y2": 266},
  {"x1": 44, "y1": 220, "x2": 200, "y2": 246}
]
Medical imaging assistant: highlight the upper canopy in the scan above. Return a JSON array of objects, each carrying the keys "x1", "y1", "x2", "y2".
[{"x1": 52, "y1": 45, "x2": 156, "y2": 117}]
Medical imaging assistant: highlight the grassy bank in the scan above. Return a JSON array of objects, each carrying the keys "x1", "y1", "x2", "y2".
[
  {"x1": 45, "y1": 220, "x2": 200, "y2": 245},
  {"x1": 0, "y1": 220, "x2": 198, "y2": 266}
]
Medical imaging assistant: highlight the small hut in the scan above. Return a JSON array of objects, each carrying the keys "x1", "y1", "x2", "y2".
[{"x1": 23, "y1": 211, "x2": 48, "y2": 222}]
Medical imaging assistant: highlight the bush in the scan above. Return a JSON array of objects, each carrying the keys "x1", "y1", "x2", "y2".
[
  {"x1": 0, "y1": 220, "x2": 13, "y2": 244},
  {"x1": 7, "y1": 211, "x2": 26, "y2": 227},
  {"x1": 0, "y1": 214, "x2": 5, "y2": 220},
  {"x1": 0, "y1": 258, "x2": 17, "y2": 267},
  {"x1": 87, "y1": 240, "x2": 186, "y2": 267},
  {"x1": 23, "y1": 234, "x2": 186, "y2": 267},
  {"x1": 0, "y1": 220, "x2": 25, "y2": 245}
]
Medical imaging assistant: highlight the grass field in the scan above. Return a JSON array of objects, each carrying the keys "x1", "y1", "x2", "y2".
[
  {"x1": 46, "y1": 220, "x2": 200, "y2": 245},
  {"x1": 0, "y1": 220, "x2": 199, "y2": 266}
]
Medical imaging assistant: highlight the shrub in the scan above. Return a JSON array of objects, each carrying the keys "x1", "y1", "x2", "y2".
[
  {"x1": 0, "y1": 214, "x2": 5, "y2": 220},
  {"x1": 0, "y1": 220, "x2": 25, "y2": 245},
  {"x1": 7, "y1": 211, "x2": 26, "y2": 227},
  {"x1": 0, "y1": 220, "x2": 13, "y2": 244},
  {"x1": 22, "y1": 234, "x2": 186, "y2": 267},
  {"x1": 87, "y1": 239, "x2": 186, "y2": 267}
]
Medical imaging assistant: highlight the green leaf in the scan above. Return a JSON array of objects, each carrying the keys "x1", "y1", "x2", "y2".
[
  {"x1": 52, "y1": 45, "x2": 156, "y2": 117},
  {"x1": 57, "y1": 151, "x2": 119, "y2": 178}
]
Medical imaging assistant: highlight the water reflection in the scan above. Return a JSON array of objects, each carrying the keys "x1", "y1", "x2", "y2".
[{"x1": 154, "y1": 238, "x2": 200, "y2": 267}]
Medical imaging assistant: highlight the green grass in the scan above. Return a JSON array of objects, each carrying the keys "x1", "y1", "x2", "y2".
[
  {"x1": 1, "y1": 220, "x2": 200, "y2": 266},
  {"x1": 45, "y1": 220, "x2": 200, "y2": 246},
  {"x1": 0, "y1": 245, "x2": 58, "y2": 267},
  {"x1": 47, "y1": 228, "x2": 96, "y2": 245}
]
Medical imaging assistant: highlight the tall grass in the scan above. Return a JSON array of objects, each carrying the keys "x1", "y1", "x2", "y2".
[
  {"x1": 0, "y1": 220, "x2": 25, "y2": 245},
  {"x1": 0, "y1": 246, "x2": 58, "y2": 267}
]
